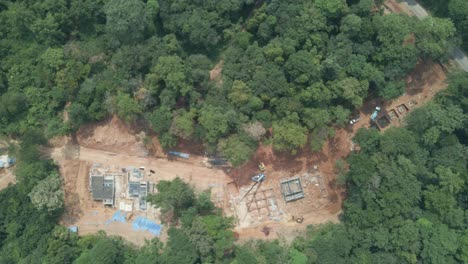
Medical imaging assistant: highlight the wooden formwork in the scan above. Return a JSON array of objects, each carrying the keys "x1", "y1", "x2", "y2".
[{"x1": 245, "y1": 188, "x2": 274, "y2": 214}]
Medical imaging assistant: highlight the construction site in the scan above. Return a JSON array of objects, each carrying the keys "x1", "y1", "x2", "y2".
[
  {"x1": 43, "y1": 113, "x2": 344, "y2": 244},
  {"x1": 37, "y1": 53, "x2": 450, "y2": 245},
  {"x1": 0, "y1": 0, "x2": 448, "y2": 246},
  {"x1": 28, "y1": 0, "x2": 450, "y2": 237},
  {"x1": 227, "y1": 164, "x2": 330, "y2": 229}
]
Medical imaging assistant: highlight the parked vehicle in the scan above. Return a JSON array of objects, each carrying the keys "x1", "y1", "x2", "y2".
[
  {"x1": 370, "y1": 106, "x2": 381, "y2": 121},
  {"x1": 349, "y1": 117, "x2": 360, "y2": 125}
]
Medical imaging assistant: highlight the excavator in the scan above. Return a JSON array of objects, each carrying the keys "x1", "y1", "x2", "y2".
[
  {"x1": 258, "y1": 162, "x2": 265, "y2": 172},
  {"x1": 253, "y1": 162, "x2": 266, "y2": 182}
]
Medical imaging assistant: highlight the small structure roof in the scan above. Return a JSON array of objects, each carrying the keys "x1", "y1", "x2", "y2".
[
  {"x1": 128, "y1": 168, "x2": 143, "y2": 182},
  {"x1": 139, "y1": 182, "x2": 148, "y2": 210},
  {"x1": 91, "y1": 175, "x2": 114, "y2": 200},
  {"x1": 129, "y1": 182, "x2": 140, "y2": 196}
]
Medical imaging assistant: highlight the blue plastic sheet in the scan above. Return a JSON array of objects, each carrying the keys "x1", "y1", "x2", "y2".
[
  {"x1": 132, "y1": 216, "x2": 162, "y2": 236},
  {"x1": 110, "y1": 210, "x2": 126, "y2": 223},
  {"x1": 167, "y1": 151, "x2": 190, "y2": 159}
]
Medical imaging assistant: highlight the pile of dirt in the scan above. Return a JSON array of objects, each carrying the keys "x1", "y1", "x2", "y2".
[
  {"x1": 0, "y1": 168, "x2": 16, "y2": 191},
  {"x1": 406, "y1": 60, "x2": 447, "y2": 96},
  {"x1": 76, "y1": 116, "x2": 149, "y2": 157},
  {"x1": 209, "y1": 60, "x2": 224, "y2": 86},
  {"x1": 149, "y1": 136, "x2": 166, "y2": 158},
  {"x1": 48, "y1": 135, "x2": 71, "y2": 148}
]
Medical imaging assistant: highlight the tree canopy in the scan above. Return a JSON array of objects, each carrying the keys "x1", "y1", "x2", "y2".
[
  {"x1": 0, "y1": 0, "x2": 458, "y2": 165},
  {"x1": 0, "y1": 1, "x2": 465, "y2": 263}
]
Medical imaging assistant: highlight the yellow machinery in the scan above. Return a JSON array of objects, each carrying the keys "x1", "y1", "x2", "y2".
[{"x1": 258, "y1": 162, "x2": 265, "y2": 172}]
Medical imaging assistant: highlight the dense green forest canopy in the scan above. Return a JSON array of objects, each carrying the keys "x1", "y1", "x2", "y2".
[
  {"x1": 0, "y1": 0, "x2": 458, "y2": 165},
  {"x1": 0, "y1": 0, "x2": 466, "y2": 263},
  {"x1": 1, "y1": 73, "x2": 466, "y2": 264},
  {"x1": 419, "y1": 0, "x2": 468, "y2": 51}
]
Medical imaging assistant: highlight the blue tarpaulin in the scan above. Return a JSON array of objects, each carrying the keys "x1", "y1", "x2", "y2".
[
  {"x1": 110, "y1": 210, "x2": 126, "y2": 223},
  {"x1": 132, "y1": 216, "x2": 162, "y2": 236},
  {"x1": 68, "y1": 226, "x2": 78, "y2": 233},
  {"x1": 168, "y1": 151, "x2": 190, "y2": 159}
]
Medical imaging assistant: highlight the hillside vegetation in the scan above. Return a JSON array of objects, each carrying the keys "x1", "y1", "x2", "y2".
[
  {"x1": 0, "y1": 0, "x2": 466, "y2": 263},
  {"x1": 419, "y1": 0, "x2": 468, "y2": 51},
  {"x1": 0, "y1": 0, "x2": 458, "y2": 165}
]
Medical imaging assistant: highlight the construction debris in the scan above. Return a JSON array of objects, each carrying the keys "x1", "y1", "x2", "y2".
[{"x1": 0, "y1": 155, "x2": 15, "y2": 168}]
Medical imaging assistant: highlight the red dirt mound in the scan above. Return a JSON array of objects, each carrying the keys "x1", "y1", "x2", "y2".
[{"x1": 76, "y1": 116, "x2": 149, "y2": 157}]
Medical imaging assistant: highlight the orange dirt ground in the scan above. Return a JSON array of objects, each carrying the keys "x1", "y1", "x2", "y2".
[
  {"x1": 47, "y1": 54, "x2": 447, "y2": 245},
  {"x1": 209, "y1": 60, "x2": 224, "y2": 87},
  {"x1": 44, "y1": 0, "x2": 450, "y2": 245},
  {"x1": 229, "y1": 59, "x2": 447, "y2": 239},
  {"x1": 0, "y1": 168, "x2": 16, "y2": 191},
  {"x1": 384, "y1": 0, "x2": 413, "y2": 15},
  {"x1": 76, "y1": 116, "x2": 150, "y2": 157},
  {"x1": 47, "y1": 122, "x2": 232, "y2": 245},
  {"x1": 227, "y1": 129, "x2": 348, "y2": 240}
]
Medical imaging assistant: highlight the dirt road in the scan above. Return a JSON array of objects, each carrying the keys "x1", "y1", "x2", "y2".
[
  {"x1": 47, "y1": 145, "x2": 231, "y2": 192},
  {"x1": 44, "y1": 142, "x2": 231, "y2": 245}
]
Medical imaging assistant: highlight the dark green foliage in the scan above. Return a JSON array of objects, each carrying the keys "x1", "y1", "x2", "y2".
[
  {"x1": 420, "y1": 0, "x2": 468, "y2": 51},
  {"x1": 128, "y1": 239, "x2": 163, "y2": 264},
  {"x1": 272, "y1": 114, "x2": 308, "y2": 154},
  {"x1": 162, "y1": 228, "x2": 198, "y2": 264},
  {"x1": 146, "y1": 178, "x2": 235, "y2": 263},
  {"x1": 147, "y1": 177, "x2": 196, "y2": 220},
  {"x1": 290, "y1": 79, "x2": 468, "y2": 263},
  {"x1": 76, "y1": 237, "x2": 125, "y2": 264},
  {"x1": 114, "y1": 91, "x2": 142, "y2": 122},
  {"x1": 104, "y1": 0, "x2": 146, "y2": 46},
  {"x1": 0, "y1": 0, "x2": 457, "y2": 165},
  {"x1": 0, "y1": 139, "x2": 63, "y2": 263},
  {"x1": 406, "y1": 103, "x2": 465, "y2": 146},
  {"x1": 217, "y1": 134, "x2": 257, "y2": 167},
  {"x1": 0, "y1": 1, "x2": 465, "y2": 263}
]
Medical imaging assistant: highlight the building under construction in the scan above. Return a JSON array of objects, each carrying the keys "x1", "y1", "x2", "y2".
[
  {"x1": 89, "y1": 165, "x2": 151, "y2": 210},
  {"x1": 89, "y1": 167, "x2": 117, "y2": 206},
  {"x1": 280, "y1": 176, "x2": 305, "y2": 202}
]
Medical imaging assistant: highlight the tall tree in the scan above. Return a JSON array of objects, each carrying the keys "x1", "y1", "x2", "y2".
[
  {"x1": 147, "y1": 178, "x2": 195, "y2": 220},
  {"x1": 104, "y1": 0, "x2": 146, "y2": 45},
  {"x1": 272, "y1": 114, "x2": 308, "y2": 154},
  {"x1": 28, "y1": 173, "x2": 64, "y2": 212}
]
